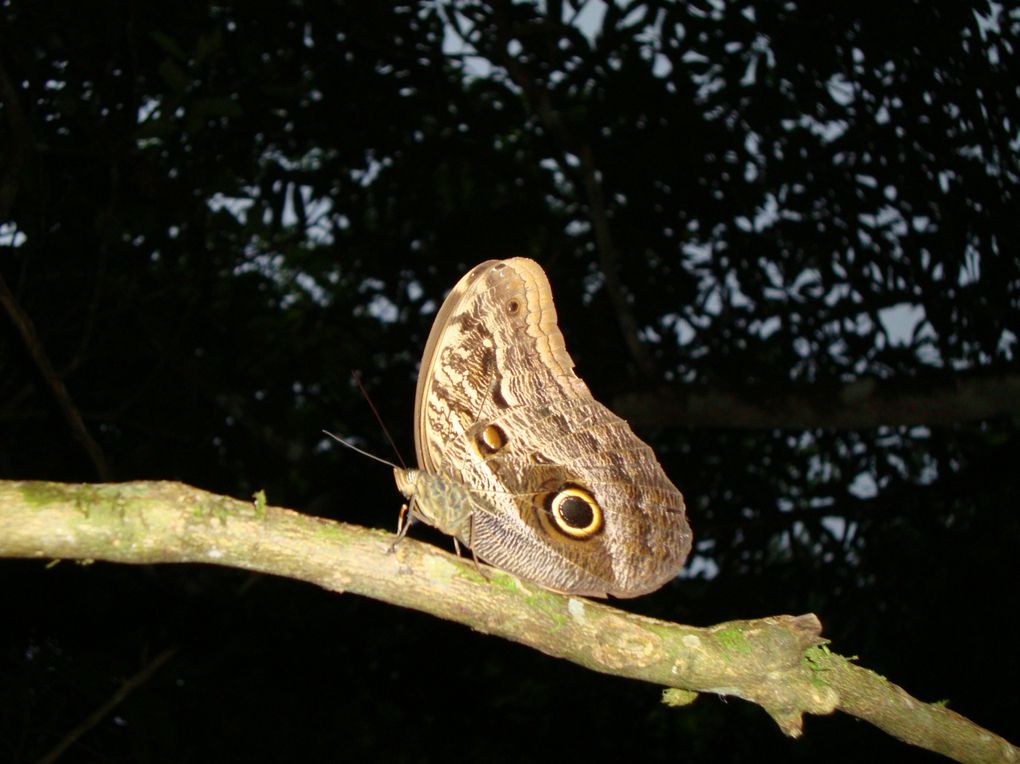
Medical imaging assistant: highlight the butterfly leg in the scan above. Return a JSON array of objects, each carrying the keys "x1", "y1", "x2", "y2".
[
  {"x1": 389, "y1": 496, "x2": 417, "y2": 553},
  {"x1": 466, "y1": 512, "x2": 490, "y2": 580}
]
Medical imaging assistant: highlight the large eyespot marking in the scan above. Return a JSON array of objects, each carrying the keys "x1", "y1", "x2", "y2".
[
  {"x1": 546, "y1": 485, "x2": 603, "y2": 539},
  {"x1": 474, "y1": 423, "x2": 508, "y2": 455}
]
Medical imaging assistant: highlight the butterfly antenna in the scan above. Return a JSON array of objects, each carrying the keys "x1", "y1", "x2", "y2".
[
  {"x1": 351, "y1": 369, "x2": 407, "y2": 468},
  {"x1": 322, "y1": 430, "x2": 399, "y2": 470}
]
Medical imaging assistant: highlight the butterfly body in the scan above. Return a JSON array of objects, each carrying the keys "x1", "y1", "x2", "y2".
[
  {"x1": 393, "y1": 467, "x2": 475, "y2": 548},
  {"x1": 398, "y1": 258, "x2": 692, "y2": 598}
]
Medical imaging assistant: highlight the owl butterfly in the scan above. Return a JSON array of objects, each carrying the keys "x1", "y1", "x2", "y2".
[{"x1": 394, "y1": 258, "x2": 692, "y2": 598}]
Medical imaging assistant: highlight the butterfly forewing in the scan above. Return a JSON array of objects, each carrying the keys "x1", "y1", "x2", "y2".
[{"x1": 401, "y1": 258, "x2": 692, "y2": 598}]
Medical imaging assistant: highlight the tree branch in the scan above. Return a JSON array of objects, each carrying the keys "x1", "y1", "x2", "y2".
[
  {"x1": 1, "y1": 480, "x2": 1014, "y2": 761},
  {"x1": 612, "y1": 371, "x2": 1020, "y2": 430},
  {"x1": 0, "y1": 277, "x2": 111, "y2": 479},
  {"x1": 36, "y1": 646, "x2": 178, "y2": 764}
]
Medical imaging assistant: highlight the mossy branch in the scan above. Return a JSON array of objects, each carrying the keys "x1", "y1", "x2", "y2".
[{"x1": 1, "y1": 480, "x2": 1015, "y2": 763}]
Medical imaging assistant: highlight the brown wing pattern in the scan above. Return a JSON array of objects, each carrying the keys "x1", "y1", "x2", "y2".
[{"x1": 410, "y1": 258, "x2": 692, "y2": 597}]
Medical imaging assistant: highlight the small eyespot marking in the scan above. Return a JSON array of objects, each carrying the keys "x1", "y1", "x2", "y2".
[
  {"x1": 475, "y1": 423, "x2": 508, "y2": 455},
  {"x1": 506, "y1": 298, "x2": 521, "y2": 315}
]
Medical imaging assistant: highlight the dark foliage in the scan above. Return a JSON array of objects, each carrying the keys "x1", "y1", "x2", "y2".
[{"x1": 1, "y1": 1, "x2": 1017, "y2": 761}]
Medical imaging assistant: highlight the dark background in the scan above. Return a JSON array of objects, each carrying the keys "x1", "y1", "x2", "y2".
[{"x1": 2, "y1": 2, "x2": 1017, "y2": 762}]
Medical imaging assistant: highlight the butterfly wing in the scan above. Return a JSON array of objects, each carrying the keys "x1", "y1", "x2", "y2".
[{"x1": 411, "y1": 258, "x2": 692, "y2": 597}]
